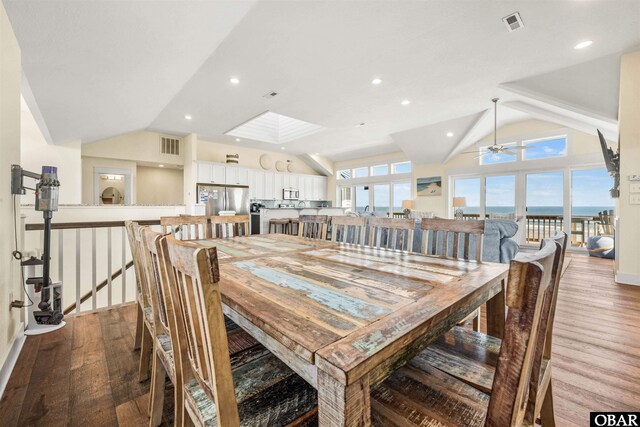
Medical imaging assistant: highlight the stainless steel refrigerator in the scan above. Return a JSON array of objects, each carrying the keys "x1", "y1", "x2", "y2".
[{"x1": 196, "y1": 184, "x2": 250, "y2": 216}]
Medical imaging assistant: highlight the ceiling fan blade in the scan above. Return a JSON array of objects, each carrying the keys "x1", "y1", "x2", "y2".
[
  {"x1": 509, "y1": 146, "x2": 529, "y2": 150},
  {"x1": 502, "y1": 150, "x2": 517, "y2": 155},
  {"x1": 473, "y1": 153, "x2": 488, "y2": 159}
]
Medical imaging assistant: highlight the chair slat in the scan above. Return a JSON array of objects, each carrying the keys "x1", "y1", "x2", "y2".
[{"x1": 367, "y1": 217, "x2": 415, "y2": 252}]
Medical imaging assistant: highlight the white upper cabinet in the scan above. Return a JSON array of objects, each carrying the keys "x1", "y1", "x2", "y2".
[
  {"x1": 197, "y1": 162, "x2": 225, "y2": 184},
  {"x1": 196, "y1": 161, "x2": 327, "y2": 200}
]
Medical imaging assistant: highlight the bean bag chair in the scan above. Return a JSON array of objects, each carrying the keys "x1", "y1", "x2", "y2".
[{"x1": 587, "y1": 235, "x2": 615, "y2": 259}]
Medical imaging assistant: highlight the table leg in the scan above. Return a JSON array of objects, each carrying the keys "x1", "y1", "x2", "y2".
[
  {"x1": 318, "y1": 370, "x2": 371, "y2": 427},
  {"x1": 486, "y1": 278, "x2": 506, "y2": 339}
]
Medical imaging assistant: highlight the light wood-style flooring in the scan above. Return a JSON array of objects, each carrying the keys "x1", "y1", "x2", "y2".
[{"x1": 0, "y1": 254, "x2": 638, "y2": 426}]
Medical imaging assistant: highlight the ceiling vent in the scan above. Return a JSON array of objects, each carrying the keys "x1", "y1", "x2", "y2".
[
  {"x1": 502, "y1": 12, "x2": 524, "y2": 32},
  {"x1": 160, "y1": 136, "x2": 180, "y2": 155},
  {"x1": 263, "y1": 91, "x2": 278, "y2": 99}
]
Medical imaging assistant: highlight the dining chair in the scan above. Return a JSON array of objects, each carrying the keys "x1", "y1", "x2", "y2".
[
  {"x1": 142, "y1": 228, "x2": 262, "y2": 426},
  {"x1": 413, "y1": 231, "x2": 568, "y2": 426},
  {"x1": 366, "y1": 217, "x2": 415, "y2": 251},
  {"x1": 370, "y1": 238, "x2": 559, "y2": 427},
  {"x1": 420, "y1": 218, "x2": 486, "y2": 330},
  {"x1": 298, "y1": 215, "x2": 328, "y2": 240},
  {"x1": 163, "y1": 235, "x2": 318, "y2": 426},
  {"x1": 330, "y1": 216, "x2": 367, "y2": 245},
  {"x1": 210, "y1": 215, "x2": 250, "y2": 238},
  {"x1": 125, "y1": 220, "x2": 155, "y2": 382},
  {"x1": 160, "y1": 215, "x2": 209, "y2": 240}
]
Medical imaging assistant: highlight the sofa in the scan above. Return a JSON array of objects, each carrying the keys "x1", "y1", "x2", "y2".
[{"x1": 412, "y1": 218, "x2": 521, "y2": 263}]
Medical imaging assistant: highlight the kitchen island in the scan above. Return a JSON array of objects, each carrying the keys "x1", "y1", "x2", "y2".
[{"x1": 256, "y1": 207, "x2": 348, "y2": 234}]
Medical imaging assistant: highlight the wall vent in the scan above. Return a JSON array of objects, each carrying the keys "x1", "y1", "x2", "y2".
[
  {"x1": 502, "y1": 12, "x2": 524, "y2": 32},
  {"x1": 160, "y1": 136, "x2": 180, "y2": 155}
]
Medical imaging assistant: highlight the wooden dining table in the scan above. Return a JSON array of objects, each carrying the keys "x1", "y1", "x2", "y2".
[{"x1": 192, "y1": 234, "x2": 510, "y2": 426}]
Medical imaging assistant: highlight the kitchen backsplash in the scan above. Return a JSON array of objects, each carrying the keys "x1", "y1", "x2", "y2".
[{"x1": 254, "y1": 199, "x2": 332, "y2": 208}]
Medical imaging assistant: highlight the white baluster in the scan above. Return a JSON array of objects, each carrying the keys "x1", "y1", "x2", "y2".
[
  {"x1": 92, "y1": 228, "x2": 97, "y2": 311},
  {"x1": 76, "y1": 229, "x2": 81, "y2": 314},
  {"x1": 107, "y1": 227, "x2": 112, "y2": 307}
]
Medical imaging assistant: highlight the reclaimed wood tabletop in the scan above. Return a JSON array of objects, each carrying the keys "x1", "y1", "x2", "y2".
[{"x1": 210, "y1": 237, "x2": 510, "y2": 427}]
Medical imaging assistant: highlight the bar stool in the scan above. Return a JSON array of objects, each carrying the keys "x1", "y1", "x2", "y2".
[
  {"x1": 269, "y1": 218, "x2": 290, "y2": 234},
  {"x1": 289, "y1": 218, "x2": 300, "y2": 235}
]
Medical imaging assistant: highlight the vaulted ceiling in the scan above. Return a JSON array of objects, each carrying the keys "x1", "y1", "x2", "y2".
[{"x1": 5, "y1": 0, "x2": 640, "y2": 162}]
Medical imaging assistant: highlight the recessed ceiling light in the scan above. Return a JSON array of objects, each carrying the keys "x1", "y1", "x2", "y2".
[
  {"x1": 281, "y1": 146, "x2": 285, "y2": 150},
  {"x1": 184, "y1": 115, "x2": 192, "y2": 120},
  {"x1": 229, "y1": 77, "x2": 240, "y2": 84},
  {"x1": 446, "y1": 132, "x2": 454, "y2": 137},
  {"x1": 371, "y1": 78, "x2": 382, "y2": 85},
  {"x1": 159, "y1": 164, "x2": 164, "y2": 168},
  {"x1": 574, "y1": 40, "x2": 592, "y2": 49},
  {"x1": 401, "y1": 99, "x2": 411, "y2": 106},
  {"x1": 235, "y1": 138, "x2": 241, "y2": 142}
]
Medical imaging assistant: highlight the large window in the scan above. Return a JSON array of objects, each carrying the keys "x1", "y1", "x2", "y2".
[
  {"x1": 479, "y1": 143, "x2": 517, "y2": 165},
  {"x1": 485, "y1": 175, "x2": 516, "y2": 216},
  {"x1": 571, "y1": 169, "x2": 614, "y2": 247},
  {"x1": 453, "y1": 178, "x2": 481, "y2": 217},
  {"x1": 335, "y1": 161, "x2": 412, "y2": 216},
  {"x1": 524, "y1": 136, "x2": 567, "y2": 161}
]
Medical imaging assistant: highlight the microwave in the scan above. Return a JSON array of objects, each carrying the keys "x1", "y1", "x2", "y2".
[{"x1": 283, "y1": 188, "x2": 299, "y2": 200}]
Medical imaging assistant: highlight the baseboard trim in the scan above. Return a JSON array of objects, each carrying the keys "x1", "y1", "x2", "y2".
[
  {"x1": 0, "y1": 324, "x2": 25, "y2": 400},
  {"x1": 615, "y1": 272, "x2": 640, "y2": 286}
]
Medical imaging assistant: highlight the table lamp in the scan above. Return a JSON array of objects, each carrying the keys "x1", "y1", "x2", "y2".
[
  {"x1": 452, "y1": 197, "x2": 466, "y2": 220},
  {"x1": 401, "y1": 200, "x2": 414, "y2": 217}
]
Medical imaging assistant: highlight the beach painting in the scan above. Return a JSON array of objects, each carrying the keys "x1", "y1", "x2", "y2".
[{"x1": 417, "y1": 176, "x2": 442, "y2": 197}]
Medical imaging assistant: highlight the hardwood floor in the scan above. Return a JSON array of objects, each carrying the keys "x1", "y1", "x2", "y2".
[{"x1": 1, "y1": 254, "x2": 638, "y2": 426}]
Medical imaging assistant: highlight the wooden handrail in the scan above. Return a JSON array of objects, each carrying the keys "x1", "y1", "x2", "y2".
[
  {"x1": 63, "y1": 260, "x2": 134, "y2": 315},
  {"x1": 25, "y1": 219, "x2": 161, "y2": 231}
]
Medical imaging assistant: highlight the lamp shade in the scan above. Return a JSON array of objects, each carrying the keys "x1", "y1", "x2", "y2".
[
  {"x1": 452, "y1": 197, "x2": 466, "y2": 207},
  {"x1": 401, "y1": 200, "x2": 414, "y2": 210}
]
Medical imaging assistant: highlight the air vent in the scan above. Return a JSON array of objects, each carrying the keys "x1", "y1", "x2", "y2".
[
  {"x1": 160, "y1": 136, "x2": 180, "y2": 155},
  {"x1": 263, "y1": 91, "x2": 278, "y2": 99},
  {"x1": 502, "y1": 12, "x2": 524, "y2": 32}
]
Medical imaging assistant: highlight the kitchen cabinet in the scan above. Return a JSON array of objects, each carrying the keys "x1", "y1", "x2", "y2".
[
  {"x1": 273, "y1": 173, "x2": 284, "y2": 199},
  {"x1": 197, "y1": 162, "x2": 225, "y2": 184},
  {"x1": 225, "y1": 165, "x2": 249, "y2": 186}
]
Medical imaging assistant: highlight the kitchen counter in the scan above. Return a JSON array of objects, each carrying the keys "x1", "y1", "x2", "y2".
[
  {"x1": 261, "y1": 207, "x2": 345, "y2": 210},
  {"x1": 256, "y1": 207, "x2": 348, "y2": 234}
]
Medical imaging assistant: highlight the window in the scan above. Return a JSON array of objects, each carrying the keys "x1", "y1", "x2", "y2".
[
  {"x1": 337, "y1": 169, "x2": 351, "y2": 180},
  {"x1": 524, "y1": 136, "x2": 567, "y2": 160},
  {"x1": 485, "y1": 175, "x2": 516, "y2": 216},
  {"x1": 479, "y1": 143, "x2": 517, "y2": 165},
  {"x1": 355, "y1": 186, "x2": 369, "y2": 213},
  {"x1": 392, "y1": 182, "x2": 411, "y2": 211},
  {"x1": 392, "y1": 162, "x2": 412, "y2": 174},
  {"x1": 571, "y1": 169, "x2": 614, "y2": 247},
  {"x1": 354, "y1": 167, "x2": 369, "y2": 178},
  {"x1": 338, "y1": 186, "x2": 352, "y2": 208},
  {"x1": 373, "y1": 184, "x2": 390, "y2": 215},
  {"x1": 371, "y1": 164, "x2": 389, "y2": 176},
  {"x1": 453, "y1": 178, "x2": 481, "y2": 217}
]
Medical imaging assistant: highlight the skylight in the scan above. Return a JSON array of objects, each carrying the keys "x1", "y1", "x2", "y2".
[{"x1": 225, "y1": 111, "x2": 324, "y2": 144}]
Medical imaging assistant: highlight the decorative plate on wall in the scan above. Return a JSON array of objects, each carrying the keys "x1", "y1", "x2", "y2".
[
  {"x1": 275, "y1": 160, "x2": 287, "y2": 172},
  {"x1": 259, "y1": 154, "x2": 273, "y2": 170},
  {"x1": 287, "y1": 162, "x2": 295, "y2": 172}
]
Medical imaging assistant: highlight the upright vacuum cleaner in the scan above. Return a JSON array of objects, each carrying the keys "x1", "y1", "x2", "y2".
[{"x1": 11, "y1": 164, "x2": 64, "y2": 329}]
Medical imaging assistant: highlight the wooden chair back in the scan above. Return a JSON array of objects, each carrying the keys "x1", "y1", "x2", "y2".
[
  {"x1": 597, "y1": 210, "x2": 615, "y2": 235},
  {"x1": 420, "y1": 218, "x2": 485, "y2": 261},
  {"x1": 330, "y1": 216, "x2": 367, "y2": 245},
  {"x1": 140, "y1": 227, "x2": 171, "y2": 336},
  {"x1": 163, "y1": 236, "x2": 240, "y2": 425},
  {"x1": 160, "y1": 215, "x2": 209, "y2": 240},
  {"x1": 126, "y1": 220, "x2": 153, "y2": 308},
  {"x1": 367, "y1": 217, "x2": 415, "y2": 251},
  {"x1": 298, "y1": 215, "x2": 328, "y2": 240},
  {"x1": 210, "y1": 215, "x2": 250, "y2": 238},
  {"x1": 486, "y1": 239, "x2": 558, "y2": 427}
]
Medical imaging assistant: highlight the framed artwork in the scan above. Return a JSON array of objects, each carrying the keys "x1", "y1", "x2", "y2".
[{"x1": 417, "y1": 176, "x2": 442, "y2": 197}]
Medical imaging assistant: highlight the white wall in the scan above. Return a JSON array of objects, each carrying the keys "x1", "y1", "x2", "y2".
[
  {"x1": 20, "y1": 97, "x2": 82, "y2": 204},
  {"x1": 197, "y1": 138, "x2": 318, "y2": 175},
  {"x1": 136, "y1": 166, "x2": 183, "y2": 205},
  {"x1": 0, "y1": 1, "x2": 24, "y2": 378},
  {"x1": 616, "y1": 51, "x2": 640, "y2": 285},
  {"x1": 82, "y1": 130, "x2": 185, "y2": 166}
]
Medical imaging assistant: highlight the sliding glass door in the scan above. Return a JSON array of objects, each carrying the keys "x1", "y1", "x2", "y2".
[
  {"x1": 485, "y1": 175, "x2": 516, "y2": 217},
  {"x1": 571, "y1": 168, "x2": 614, "y2": 247},
  {"x1": 525, "y1": 171, "x2": 564, "y2": 245},
  {"x1": 453, "y1": 178, "x2": 481, "y2": 219}
]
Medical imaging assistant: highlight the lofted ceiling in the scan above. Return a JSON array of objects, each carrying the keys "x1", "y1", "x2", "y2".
[{"x1": 5, "y1": 0, "x2": 640, "y2": 162}]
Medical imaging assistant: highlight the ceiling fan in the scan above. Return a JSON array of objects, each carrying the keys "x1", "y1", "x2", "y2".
[{"x1": 462, "y1": 98, "x2": 528, "y2": 159}]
